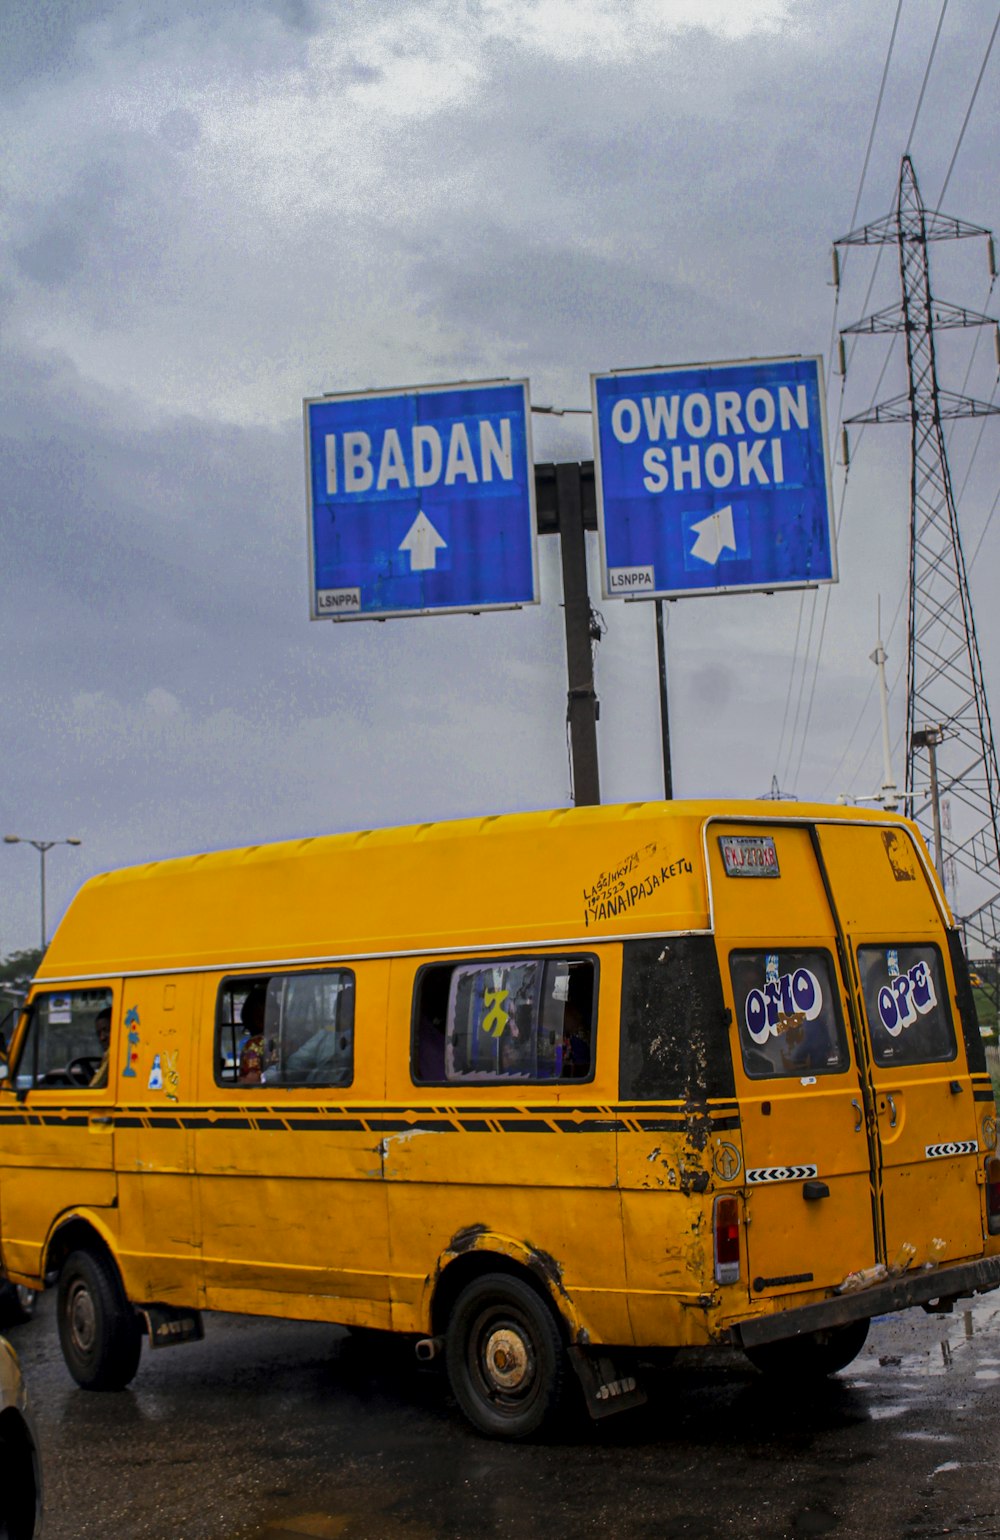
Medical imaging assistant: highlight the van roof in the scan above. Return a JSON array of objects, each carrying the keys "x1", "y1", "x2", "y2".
[{"x1": 37, "y1": 799, "x2": 913, "y2": 982}]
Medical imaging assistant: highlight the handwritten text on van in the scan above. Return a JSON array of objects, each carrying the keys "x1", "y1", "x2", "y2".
[{"x1": 583, "y1": 846, "x2": 694, "y2": 928}]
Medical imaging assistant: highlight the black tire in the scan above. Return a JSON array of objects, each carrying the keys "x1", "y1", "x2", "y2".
[
  {"x1": 57, "y1": 1248, "x2": 142, "y2": 1391},
  {"x1": 0, "y1": 1419, "x2": 41, "y2": 1539},
  {"x1": 0, "y1": 1285, "x2": 36, "y2": 1327},
  {"x1": 745, "y1": 1317, "x2": 870, "y2": 1380},
  {"x1": 445, "y1": 1272, "x2": 569, "y2": 1439}
]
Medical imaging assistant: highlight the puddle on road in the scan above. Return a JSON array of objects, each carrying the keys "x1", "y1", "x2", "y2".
[
  {"x1": 862, "y1": 1298, "x2": 1000, "y2": 1383},
  {"x1": 247, "y1": 1510, "x2": 439, "y2": 1540},
  {"x1": 256, "y1": 1519, "x2": 348, "y2": 1540}
]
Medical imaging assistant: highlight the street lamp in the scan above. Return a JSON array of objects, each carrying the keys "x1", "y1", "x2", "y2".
[
  {"x1": 911, "y1": 725, "x2": 946, "y2": 888},
  {"x1": 3, "y1": 836, "x2": 83, "y2": 950}
]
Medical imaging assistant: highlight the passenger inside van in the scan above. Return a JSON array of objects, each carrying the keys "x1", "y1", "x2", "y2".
[
  {"x1": 559, "y1": 1001, "x2": 590, "y2": 1077},
  {"x1": 88, "y1": 1007, "x2": 112, "y2": 1088},
  {"x1": 236, "y1": 986, "x2": 269, "y2": 1085},
  {"x1": 284, "y1": 980, "x2": 354, "y2": 1085}
]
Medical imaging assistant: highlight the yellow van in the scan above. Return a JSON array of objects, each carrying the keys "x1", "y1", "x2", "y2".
[{"x1": 2, "y1": 800, "x2": 998, "y2": 1438}]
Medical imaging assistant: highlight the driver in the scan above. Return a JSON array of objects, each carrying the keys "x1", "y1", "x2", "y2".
[{"x1": 89, "y1": 1007, "x2": 112, "y2": 1088}]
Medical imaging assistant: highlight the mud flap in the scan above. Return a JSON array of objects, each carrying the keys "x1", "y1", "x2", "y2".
[
  {"x1": 568, "y1": 1345, "x2": 647, "y2": 1420},
  {"x1": 140, "y1": 1303, "x2": 205, "y2": 1349}
]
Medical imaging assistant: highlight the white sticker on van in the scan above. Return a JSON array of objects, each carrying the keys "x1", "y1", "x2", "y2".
[
  {"x1": 877, "y1": 959, "x2": 937, "y2": 1037},
  {"x1": 925, "y1": 1141, "x2": 977, "y2": 1159},
  {"x1": 747, "y1": 1164, "x2": 818, "y2": 1184},
  {"x1": 745, "y1": 968, "x2": 823, "y2": 1045}
]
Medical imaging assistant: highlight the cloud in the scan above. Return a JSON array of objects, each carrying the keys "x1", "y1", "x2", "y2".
[{"x1": 2, "y1": 0, "x2": 998, "y2": 951}]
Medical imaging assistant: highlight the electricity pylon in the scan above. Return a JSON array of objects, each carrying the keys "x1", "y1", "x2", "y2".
[{"x1": 834, "y1": 155, "x2": 1000, "y2": 951}]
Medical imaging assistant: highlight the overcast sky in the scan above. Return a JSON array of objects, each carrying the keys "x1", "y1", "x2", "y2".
[{"x1": 2, "y1": 0, "x2": 998, "y2": 954}]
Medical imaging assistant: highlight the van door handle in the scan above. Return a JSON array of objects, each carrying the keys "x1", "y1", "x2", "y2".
[
  {"x1": 851, "y1": 1099, "x2": 863, "y2": 1133},
  {"x1": 803, "y1": 1180, "x2": 830, "y2": 1201},
  {"x1": 886, "y1": 1093, "x2": 898, "y2": 1128},
  {"x1": 89, "y1": 1115, "x2": 112, "y2": 1126}
]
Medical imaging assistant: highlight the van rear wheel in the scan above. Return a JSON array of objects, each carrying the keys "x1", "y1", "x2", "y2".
[
  {"x1": 446, "y1": 1273, "x2": 568, "y2": 1439},
  {"x1": 57, "y1": 1248, "x2": 142, "y2": 1391},
  {"x1": 745, "y1": 1317, "x2": 870, "y2": 1380}
]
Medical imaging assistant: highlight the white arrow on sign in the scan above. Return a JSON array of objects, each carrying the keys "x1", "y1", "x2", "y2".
[
  {"x1": 690, "y1": 505, "x2": 737, "y2": 566},
  {"x1": 399, "y1": 511, "x2": 447, "y2": 572}
]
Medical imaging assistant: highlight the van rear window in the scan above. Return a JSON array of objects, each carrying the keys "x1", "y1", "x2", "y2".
[
  {"x1": 413, "y1": 955, "x2": 596, "y2": 1084},
  {"x1": 857, "y1": 945, "x2": 956, "y2": 1066},
  {"x1": 728, "y1": 949, "x2": 849, "y2": 1080}
]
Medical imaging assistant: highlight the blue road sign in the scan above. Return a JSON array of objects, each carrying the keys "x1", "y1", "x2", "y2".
[
  {"x1": 591, "y1": 355, "x2": 836, "y2": 600},
  {"x1": 304, "y1": 379, "x2": 537, "y2": 620}
]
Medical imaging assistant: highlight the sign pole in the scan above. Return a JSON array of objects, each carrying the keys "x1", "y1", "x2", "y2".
[
  {"x1": 553, "y1": 463, "x2": 600, "y2": 807},
  {"x1": 655, "y1": 600, "x2": 673, "y2": 799}
]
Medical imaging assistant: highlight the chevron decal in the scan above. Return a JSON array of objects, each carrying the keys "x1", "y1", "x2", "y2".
[
  {"x1": 746, "y1": 1163, "x2": 818, "y2": 1184},
  {"x1": 925, "y1": 1141, "x2": 978, "y2": 1159}
]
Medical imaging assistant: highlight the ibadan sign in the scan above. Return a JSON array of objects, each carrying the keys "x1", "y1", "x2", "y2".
[
  {"x1": 304, "y1": 379, "x2": 537, "y2": 620},
  {"x1": 591, "y1": 355, "x2": 836, "y2": 600}
]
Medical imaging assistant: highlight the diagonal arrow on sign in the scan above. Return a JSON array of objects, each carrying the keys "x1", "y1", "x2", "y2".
[
  {"x1": 690, "y1": 505, "x2": 737, "y2": 565},
  {"x1": 399, "y1": 510, "x2": 447, "y2": 572}
]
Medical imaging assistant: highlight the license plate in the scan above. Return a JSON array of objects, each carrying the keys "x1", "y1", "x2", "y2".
[{"x1": 719, "y1": 835, "x2": 780, "y2": 877}]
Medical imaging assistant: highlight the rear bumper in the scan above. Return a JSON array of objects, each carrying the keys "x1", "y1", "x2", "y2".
[{"x1": 735, "y1": 1254, "x2": 1000, "y2": 1350}]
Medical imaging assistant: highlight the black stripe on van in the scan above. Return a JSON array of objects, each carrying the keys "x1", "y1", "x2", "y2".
[{"x1": 2, "y1": 1101, "x2": 742, "y2": 1134}]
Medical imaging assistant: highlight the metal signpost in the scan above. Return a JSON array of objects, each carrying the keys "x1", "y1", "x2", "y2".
[
  {"x1": 591, "y1": 354, "x2": 836, "y2": 600},
  {"x1": 304, "y1": 379, "x2": 538, "y2": 621}
]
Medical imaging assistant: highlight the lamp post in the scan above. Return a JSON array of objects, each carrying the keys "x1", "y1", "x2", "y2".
[
  {"x1": 911, "y1": 725, "x2": 946, "y2": 888},
  {"x1": 3, "y1": 836, "x2": 82, "y2": 950}
]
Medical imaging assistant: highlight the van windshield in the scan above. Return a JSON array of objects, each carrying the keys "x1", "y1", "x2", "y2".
[{"x1": 728, "y1": 949, "x2": 849, "y2": 1080}]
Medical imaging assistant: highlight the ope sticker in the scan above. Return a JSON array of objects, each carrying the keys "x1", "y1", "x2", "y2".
[
  {"x1": 877, "y1": 959, "x2": 937, "y2": 1037},
  {"x1": 745, "y1": 968, "x2": 823, "y2": 1045}
]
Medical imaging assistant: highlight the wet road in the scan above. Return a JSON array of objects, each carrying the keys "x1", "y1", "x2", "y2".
[{"x1": 12, "y1": 1288, "x2": 1000, "y2": 1540}]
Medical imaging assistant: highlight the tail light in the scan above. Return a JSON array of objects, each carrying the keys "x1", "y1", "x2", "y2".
[
  {"x1": 713, "y1": 1194, "x2": 741, "y2": 1284},
  {"x1": 986, "y1": 1156, "x2": 1000, "y2": 1235}
]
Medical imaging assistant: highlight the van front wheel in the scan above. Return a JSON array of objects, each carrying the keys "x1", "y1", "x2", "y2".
[
  {"x1": 57, "y1": 1248, "x2": 142, "y2": 1391},
  {"x1": 446, "y1": 1273, "x2": 568, "y2": 1439},
  {"x1": 744, "y1": 1317, "x2": 870, "y2": 1380}
]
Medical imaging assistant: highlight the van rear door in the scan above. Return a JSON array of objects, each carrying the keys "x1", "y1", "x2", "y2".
[
  {"x1": 709, "y1": 823, "x2": 879, "y2": 1301},
  {"x1": 814, "y1": 821, "x2": 984, "y2": 1269}
]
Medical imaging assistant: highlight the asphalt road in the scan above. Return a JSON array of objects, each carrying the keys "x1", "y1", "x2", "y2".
[{"x1": 11, "y1": 1287, "x2": 1000, "y2": 1540}]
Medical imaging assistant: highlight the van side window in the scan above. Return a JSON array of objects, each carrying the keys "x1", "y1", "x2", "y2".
[
  {"x1": 412, "y1": 956, "x2": 596, "y2": 1084},
  {"x1": 216, "y1": 971, "x2": 354, "y2": 1088},
  {"x1": 14, "y1": 990, "x2": 114, "y2": 1091},
  {"x1": 728, "y1": 950, "x2": 849, "y2": 1079},
  {"x1": 857, "y1": 945, "x2": 956, "y2": 1067}
]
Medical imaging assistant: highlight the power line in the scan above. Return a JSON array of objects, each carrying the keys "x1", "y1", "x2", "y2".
[
  {"x1": 791, "y1": 585, "x2": 834, "y2": 791},
  {"x1": 826, "y1": 0, "x2": 906, "y2": 391},
  {"x1": 850, "y1": 0, "x2": 907, "y2": 232},
  {"x1": 779, "y1": 588, "x2": 818, "y2": 792},
  {"x1": 772, "y1": 590, "x2": 806, "y2": 783},
  {"x1": 938, "y1": 7, "x2": 1000, "y2": 202},
  {"x1": 905, "y1": 0, "x2": 951, "y2": 154}
]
